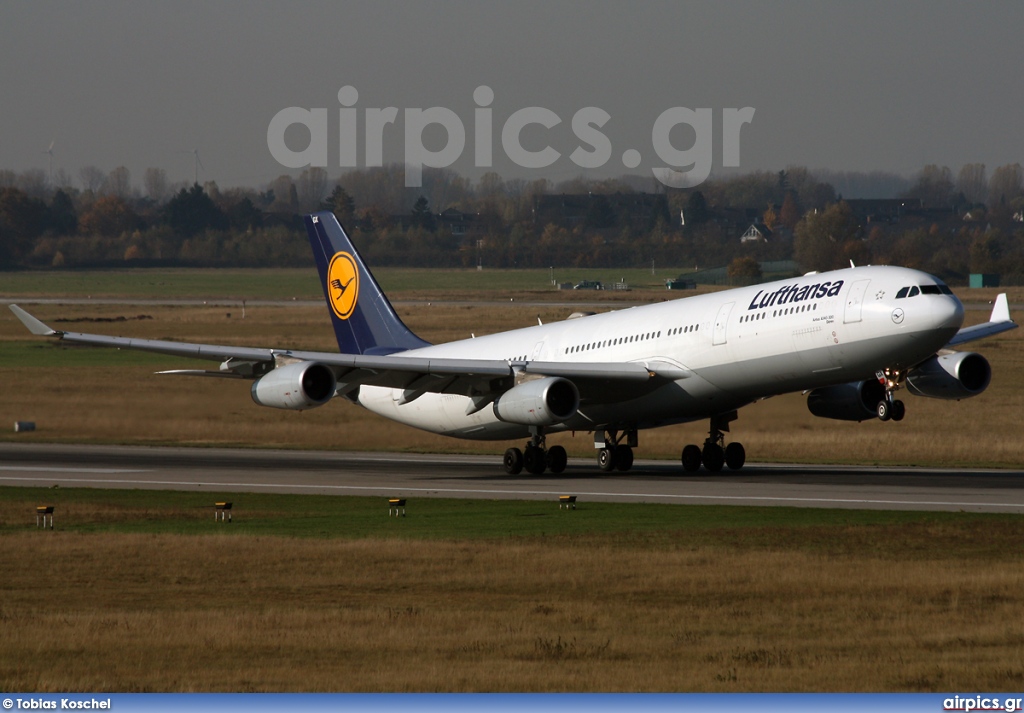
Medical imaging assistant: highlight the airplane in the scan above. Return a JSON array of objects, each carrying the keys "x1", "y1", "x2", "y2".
[{"x1": 9, "y1": 210, "x2": 1018, "y2": 475}]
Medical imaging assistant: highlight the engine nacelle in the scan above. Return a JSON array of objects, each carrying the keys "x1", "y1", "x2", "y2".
[
  {"x1": 807, "y1": 379, "x2": 886, "y2": 422},
  {"x1": 492, "y1": 376, "x2": 579, "y2": 426},
  {"x1": 906, "y1": 352, "x2": 991, "y2": 400},
  {"x1": 251, "y1": 361, "x2": 337, "y2": 410}
]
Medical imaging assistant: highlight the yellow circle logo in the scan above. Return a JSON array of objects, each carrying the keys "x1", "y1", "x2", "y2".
[{"x1": 327, "y1": 252, "x2": 359, "y2": 320}]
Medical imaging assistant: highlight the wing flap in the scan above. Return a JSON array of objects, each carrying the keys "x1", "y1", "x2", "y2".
[{"x1": 524, "y1": 361, "x2": 651, "y2": 381}]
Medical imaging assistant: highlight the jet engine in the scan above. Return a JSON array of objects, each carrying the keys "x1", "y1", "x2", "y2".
[
  {"x1": 807, "y1": 379, "x2": 886, "y2": 422},
  {"x1": 905, "y1": 352, "x2": 991, "y2": 400},
  {"x1": 251, "y1": 361, "x2": 337, "y2": 410},
  {"x1": 492, "y1": 376, "x2": 580, "y2": 426}
]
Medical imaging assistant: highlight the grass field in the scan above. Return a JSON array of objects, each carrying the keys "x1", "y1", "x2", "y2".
[
  {"x1": 1, "y1": 296, "x2": 1021, "y2": 467},
  {"x1": 1, "y1": 269, "x2": 1023, "y2": 692},
  {"x1": 2, "y1": 487, "x2": 1023, "y2": 692}
]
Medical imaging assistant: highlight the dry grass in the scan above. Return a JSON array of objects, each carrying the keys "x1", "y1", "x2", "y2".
[
  {"x1": 1, "y1": 298, "x2": 1021, "y2": 466},
  {"x1": 1, "y1": 529, "x2": 1023, "y2": 691},
  {"x1": 3, "y1": 282, "x2": 1022, "y2": 693}
]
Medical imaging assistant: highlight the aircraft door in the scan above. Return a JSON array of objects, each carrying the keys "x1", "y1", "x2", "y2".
[
  {"x1": 844, "y1": 280, "x2": 870, "y2": 324},
  {"x1": 531, "y1": 340, "x2": 545, "y2": 360},
  {"x1": 713, "y1": 302, "x2": 734, "y2": 345}
]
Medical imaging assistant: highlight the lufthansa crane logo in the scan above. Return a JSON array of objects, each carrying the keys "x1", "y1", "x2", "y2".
[{"x1": 327, "y1": 251, "x2": 359, "y2": 320}]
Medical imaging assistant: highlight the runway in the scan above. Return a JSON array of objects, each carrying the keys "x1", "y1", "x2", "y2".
[{"x1": 1, "y1": 443, "x2": 1022, "y2": 513}]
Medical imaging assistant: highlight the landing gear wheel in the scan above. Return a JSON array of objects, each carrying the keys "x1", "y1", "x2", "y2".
[
  {"x1": 702, "y1": 443, "x2": 725, "y2": 473},
  {"x1": 891, "y1": 399, "x2": 905, "y2": 422},
  {"x1": 598, "y1": 447, "x2": 616, "y2": 472},
  {"x1": 724, "y1": 442, "x2": 746, "y2": 470},
  {"x1": 681, "y1": 445, "x2": 702, "y2": 472},
  {"x1": 546, "y1": 445, "x2": 568, "y2": 474},
  {"x1": 877, "y1": 400, "x2": 892, "y2": 422},
  {"x1": 614, "y1": 445, "x2": 634, "y2": 472},
  {"x1": 524, "y1": 445, "x2": 546, "y2": 475},
  {"x1": 503, "y1": 447, "x2": 523, "y2": 475}
]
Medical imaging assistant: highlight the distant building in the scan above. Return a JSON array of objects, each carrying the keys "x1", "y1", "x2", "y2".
[
  {"x1": 436, "y1": 207, "x2": 478, "y2": 236},
  {"x1": 740, "y1": 222, "x2": 773, "y2": 243}
]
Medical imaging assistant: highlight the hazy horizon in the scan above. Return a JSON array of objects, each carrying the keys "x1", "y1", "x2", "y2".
[{"x1": 3, "y1": 1, "x2": 1022, "y2": 192}]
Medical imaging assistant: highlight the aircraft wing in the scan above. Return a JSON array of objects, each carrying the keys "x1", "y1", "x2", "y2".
[
  {"x1": 9, "y1": 305, "x2": 680, "y2": 401},
  {"x1": 946, "y1": 294, "x2": 1017, "y2": 347}
]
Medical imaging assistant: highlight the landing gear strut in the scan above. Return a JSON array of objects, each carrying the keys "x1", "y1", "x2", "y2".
[
  {"x1": 503, "y1": 427, "x2": 567, "y2": 475},
  {"x1": 595, "y1": 428, "x2": 637, "y2": 473},
  {"x1": 876, "y1": 368, "x2": 906, "y2": 422},
  {"x1": 681, "y1": 411, "x2": 745, "y2": 472}
]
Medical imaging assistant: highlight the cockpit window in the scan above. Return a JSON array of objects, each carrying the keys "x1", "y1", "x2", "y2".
[
  {"x1": 908, "y1": 286, "x2": 920, "y2": 297},
  {"x1": 895, "y1": 287, "x2": 909, "y2": 299},
  {"x1": 938, "y1": 284, "x2": 953, "y2": 295},
  {"x1": 920, "y1": 284, "x2": 942, "y2": 295}
]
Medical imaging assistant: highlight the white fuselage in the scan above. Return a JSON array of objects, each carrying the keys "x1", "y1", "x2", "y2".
[{"x1": 357, "y1": 265, "x2": 964, "y2": 440}]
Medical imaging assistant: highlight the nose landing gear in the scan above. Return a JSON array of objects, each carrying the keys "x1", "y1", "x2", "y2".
[{"x1": 875, "y1": 369, "x2": 906, "y2": 422}]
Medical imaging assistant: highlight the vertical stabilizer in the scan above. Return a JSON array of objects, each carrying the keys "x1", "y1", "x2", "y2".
[{"x1": 305, "y1": 211, "x2": 430, "y2": 355}]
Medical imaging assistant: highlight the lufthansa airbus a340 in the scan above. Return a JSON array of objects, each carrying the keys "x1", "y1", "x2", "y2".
[{"x1": 10, "y1": 211, "x2": 1017, "y2": 474}]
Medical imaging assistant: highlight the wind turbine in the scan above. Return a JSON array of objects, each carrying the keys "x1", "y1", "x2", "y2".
[
  {"x1": 179, "y1": 148, "x2": 204, "y2": 185},
  {"x1": 42, "y1": 141, "x2": 55, "y2": 185}
]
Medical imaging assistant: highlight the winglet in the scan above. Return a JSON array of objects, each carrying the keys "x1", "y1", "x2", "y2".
[
  {"x1": 991, "y1": 293, "x2": 1011, "y2": 323},
  {"x1": 8, "y1": 305, "x2": 59, "y2": 336},
  {"x1": 945, "y1": 293, "x2": 1017, "y2": 347}
]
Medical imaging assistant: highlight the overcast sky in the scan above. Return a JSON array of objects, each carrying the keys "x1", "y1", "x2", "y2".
[{"x1": 3, "y1": 0, "x2": 1022, "y2": 191}]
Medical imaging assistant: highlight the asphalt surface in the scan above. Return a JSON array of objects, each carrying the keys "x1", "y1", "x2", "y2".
[{"x1": 1, "y1": 443, "x2": 1022, "y2": 513}]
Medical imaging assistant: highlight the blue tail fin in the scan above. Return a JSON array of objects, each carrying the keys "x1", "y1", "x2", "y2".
[{"x1": 305, "y1": 211, "x2": 430, "y2": 355}]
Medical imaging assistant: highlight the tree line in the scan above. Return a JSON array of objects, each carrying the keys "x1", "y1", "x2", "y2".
[{"x1": 1, "y1": 162, "x2": 1023, "y2": 283}]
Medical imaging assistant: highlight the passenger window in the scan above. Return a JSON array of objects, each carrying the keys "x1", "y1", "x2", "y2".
[{"x1": 908, "y1": 286, "x2": 920, "y2": 297}]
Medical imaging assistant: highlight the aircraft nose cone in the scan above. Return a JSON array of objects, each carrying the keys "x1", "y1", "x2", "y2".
[{"x1": 935, "y1": 295, "x2": 964, "y2": 330}]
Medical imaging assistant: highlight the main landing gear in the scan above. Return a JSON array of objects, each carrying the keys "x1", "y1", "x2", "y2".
[
  {"x1": 503, "y1": 427, "x2": 567, "y2": 475},
  {"x1": 594, "y1": 428, "x2": 637, "y2": 473},
  {"x1": 501, "y1": 418, "x2": 748, "y2": 476},
  {"x1": 500, "y1": 426, "x2": 639, "y2": 475},
  {"x1": 681, "y1": 411, "x2": 745, "y2": 473},
  {"x1": 875, "y1": 368, "x2": 906, "y2": 422}
]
